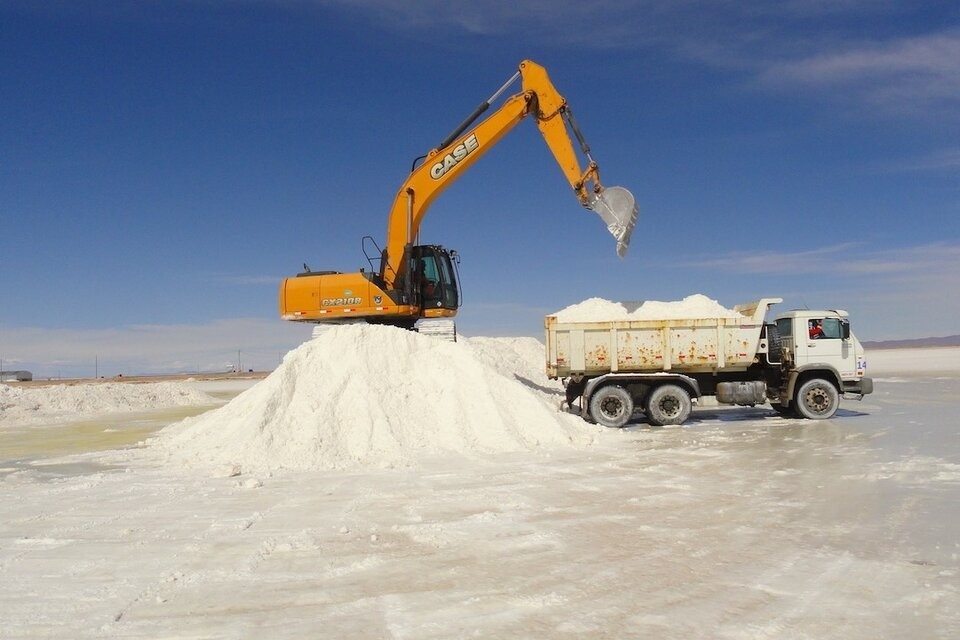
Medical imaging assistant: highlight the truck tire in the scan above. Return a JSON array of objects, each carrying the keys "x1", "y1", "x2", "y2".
[
  {"x1": 766, "y1": 324, "x2": 782, "y2": 363},
  {"x1": 645, "y1": 384, "x2": 692, "y2": 426},
  {"x1": 794, "y1": 378, "x2": 839, "y2": 420},
  {"x1": 588, "y1": 385, "x2": 634, "y2": 428}
]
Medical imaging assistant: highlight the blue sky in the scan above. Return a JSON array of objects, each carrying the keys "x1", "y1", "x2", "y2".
[{"x1": 2, "y1": 1, "x2": 958, "y2": 376}]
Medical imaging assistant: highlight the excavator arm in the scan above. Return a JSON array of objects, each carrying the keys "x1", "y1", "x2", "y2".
[{"x1": 379, "y1": 59, "x2": 638, "y2": 290}]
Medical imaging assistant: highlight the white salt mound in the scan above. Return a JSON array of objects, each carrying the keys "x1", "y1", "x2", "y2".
[
  {"x1": 462, "y1": 336, "x2": 554, "y2": 389},
  {"x1": 153, "y1": 325, "x2": 594, "y2": 473},
  {"x1": 552, "y1": 294, "x2": 742, "y2": 322},
  {"x1": 0, "y1": 382, "x2": 217, "y2": 427}
]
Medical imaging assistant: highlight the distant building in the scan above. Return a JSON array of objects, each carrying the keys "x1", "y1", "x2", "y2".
[{"x1": 0, "y1": 370, "x2": 33, "y2": 382}]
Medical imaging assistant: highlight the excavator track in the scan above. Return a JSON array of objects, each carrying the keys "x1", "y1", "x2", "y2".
[{"x1": 414, "y1": 318, "x2": 457, "y2": 342}]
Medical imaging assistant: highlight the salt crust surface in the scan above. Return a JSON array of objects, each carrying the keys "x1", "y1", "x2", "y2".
[
  {"x1": 152, "y1": 325, "x2": 597, "y2": 473},
  {"x1": 552, "y1": 294, "x2": 742, "y2": 322},
  {"x1": 0, "y1": 382, "x2": 217, "y2": 427}
]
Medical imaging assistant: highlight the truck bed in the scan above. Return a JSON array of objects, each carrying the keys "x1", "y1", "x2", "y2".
[{"x1": 545, "y1": 298, "x2": 782, "y2": 378}]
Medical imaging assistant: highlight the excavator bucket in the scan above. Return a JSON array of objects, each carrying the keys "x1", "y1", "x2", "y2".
[{"x1": 589, "y1": 186, "x2": 638, "y2": 257}]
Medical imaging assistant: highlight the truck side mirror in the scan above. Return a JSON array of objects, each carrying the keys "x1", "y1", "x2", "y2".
[{"x1": 841, "y1": 320, "x2": 851, "y2": 340}]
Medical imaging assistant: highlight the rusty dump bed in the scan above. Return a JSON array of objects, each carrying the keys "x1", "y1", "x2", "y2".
[{"x1": 544, "y1": 298, "x2": 782, "y2": 379}]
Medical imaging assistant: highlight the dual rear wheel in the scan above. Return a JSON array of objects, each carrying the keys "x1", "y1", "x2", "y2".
[{"x1": 588, "y1": 384, "x2": 692, "y2": 428}]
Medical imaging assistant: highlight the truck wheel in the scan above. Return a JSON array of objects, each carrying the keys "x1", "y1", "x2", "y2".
[
  {"x1": 645, "y1": 384, "x2": 692, "y2": 426},
  {"x1": 588, "y1": 385, "x2": 634, "y2": 428},
  {"x1": 794, "y1": 378, "x2": 839, "y2": 420}
]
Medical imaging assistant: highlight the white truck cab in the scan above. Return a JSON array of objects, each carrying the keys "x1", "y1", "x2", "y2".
[{"x1": 773, "y1": 309, "x2": 872, "y2": 416}]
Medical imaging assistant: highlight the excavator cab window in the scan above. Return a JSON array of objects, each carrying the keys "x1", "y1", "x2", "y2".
[
  {"x1": 435, "y1": 249, "x2": 460, "y2": 310},
  {"x1": 419, "y1": 256, "x2": 441, "y2": 304},
  {"x1": 411, "y1": 246, "x2": 460, "y2": 311}
]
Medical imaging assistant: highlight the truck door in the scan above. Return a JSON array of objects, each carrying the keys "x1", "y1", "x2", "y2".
[{"x1": 796, "y1": 317, "x2": 857, "y2": 378}]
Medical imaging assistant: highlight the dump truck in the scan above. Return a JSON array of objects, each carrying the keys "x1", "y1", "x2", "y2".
[{"x1": 546, "y1": 297, "x2": 874, "y2": 427}]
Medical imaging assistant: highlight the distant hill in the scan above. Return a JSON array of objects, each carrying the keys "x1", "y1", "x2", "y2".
[{"x1": 862, "y1": 335, "x2": 960, "y2": 350}]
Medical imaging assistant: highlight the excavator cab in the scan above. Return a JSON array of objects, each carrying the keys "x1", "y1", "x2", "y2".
[
  {"x1": 407, "y1": 244, "x2": 460, "y2": 340},
  {"x1": 410, "y1": 245, "x2": 460, "y2": 314}
]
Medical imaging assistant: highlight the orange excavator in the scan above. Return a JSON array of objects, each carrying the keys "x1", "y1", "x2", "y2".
[{"x1": 279, "y1": 60, "x2": 638, "y2": 340}]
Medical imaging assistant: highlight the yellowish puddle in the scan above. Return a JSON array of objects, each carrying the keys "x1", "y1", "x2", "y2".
[{"x1": 0, "y1": 405, "x2": 219, "y2": 461}]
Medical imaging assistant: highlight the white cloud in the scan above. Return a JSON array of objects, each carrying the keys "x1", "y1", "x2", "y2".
[
  {"x1": 318, "y1": 0, "x2": 632, "y2": 36},
  {"x1": 681, "y1": 242, "x2": 960, "y2": 276},
  {"x1": 307, "y1": 2, "x2": 959, "y2": 121},
  {"x1": 678, "y1": 243, "x2": 861, "y2": 274},
  {"x1": 675, "y1": 242, "x2": 960, "y2": 340},
  {"x1": 760, "y1": 31, "x2": 960, "y2": 116},
  {"x1": 878, "y1": 148, "x2": 960, "y2": 174},
  {"x1": 766, "y1": 33, "x2": 960, "y2": 84}
]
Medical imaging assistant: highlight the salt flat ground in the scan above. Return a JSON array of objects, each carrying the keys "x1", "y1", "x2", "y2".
[{"x1": 1, "y1": 348, "x2": 958, "y2": 639}]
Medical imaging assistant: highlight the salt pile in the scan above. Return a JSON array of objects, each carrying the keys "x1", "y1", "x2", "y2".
[
  {"x1": 0, "y1": 382, "x2": 217, "y2": 427},
  {"x1": 463, "y1": 336, "x2": 553, "y2": 388},
  {"x1": 552, "y1": 294, "x2": 742, "y2": 322},
  {"x1": 153, "y1": 325, "x2": 595, "y2": 473}
]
